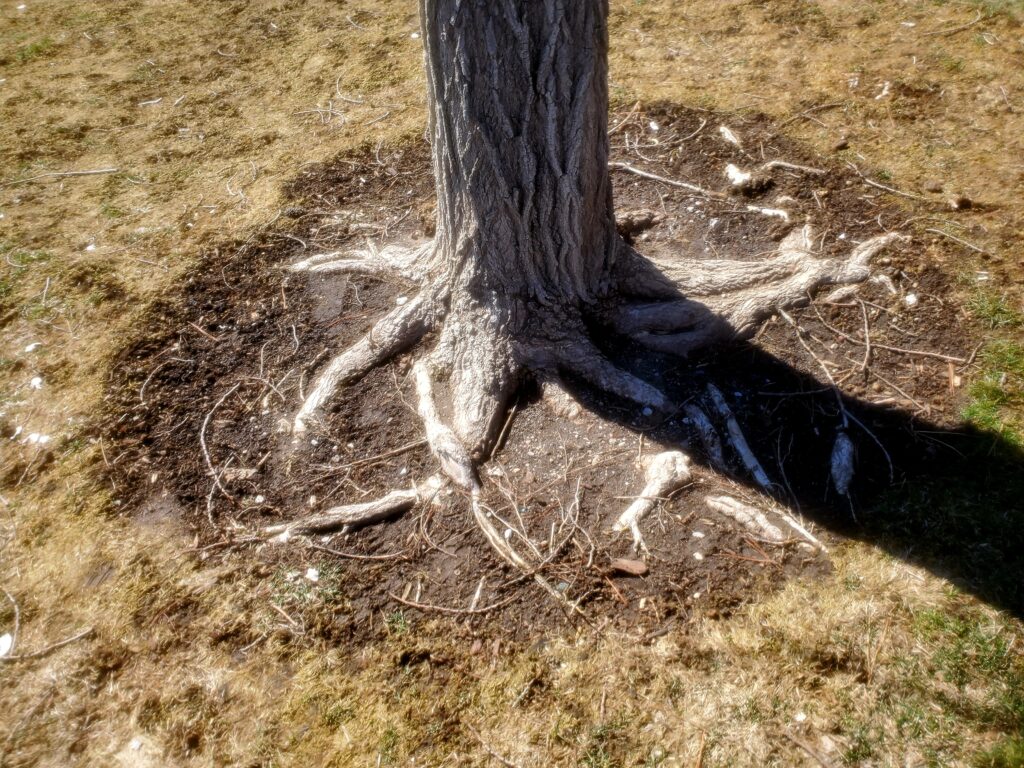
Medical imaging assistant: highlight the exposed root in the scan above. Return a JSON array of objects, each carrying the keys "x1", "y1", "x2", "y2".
[
  {"x1": 527, "y1": 336, "x2": 670, "y2": 413},
  {"x1": 683, "y1": 404, "x2": 727, "y2": 470},
  {"x1": 290, "y1": 240, "x2": 432, "y2": 283},
  {"x1": 431, "y1": 312, "x2": 521, "y2": 458},
  {"x1": 294, "y1": 292, "x2": 435, "y2": 434},
  {"x1": 264, "y1": 488, "x2": 419, "y2": 540},
  {"x1": 705, "y1": 384, "x2": 774, "y2": 491},
  {"x1": 540, "y1": 376, "x2": 584, "y2": 420},
  {"x1": 413, "y1": 359, "x2": 477, "y2": 490},
  {"x1": 613, "y1": 451, "x2": 692, "y2": 552},
  {"x1": 705, "y1": 495, "x2": 785, "y2": 543},
  {"x1": 614, "y1": 228, "x2": 905, "y2": 358}
]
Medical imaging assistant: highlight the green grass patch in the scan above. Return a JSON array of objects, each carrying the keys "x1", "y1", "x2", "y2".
[
  {"x1": 963, "y1": 340, "x2": 1024, "y2": 450},
  {"x1": 16, "y1": 38, "x2": 55, "y2": 64},
  {"x1": 969, "y1": 290, "x2": 1024, "y2": 330}
]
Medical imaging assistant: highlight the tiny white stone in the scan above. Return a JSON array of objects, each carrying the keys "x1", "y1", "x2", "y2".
[
  {"x1": 29, "y1": 376, "x2": 43, "y2": 389},
  {"x1": 904, "y1": 293, "x2": 919, "y2": 307},
  {"x1": 308, "y1": 495, "x2": 317, "y2": 506},
  {"x1": 503, "y1": 528, "x2": 513, "y2": 540},
  {"x1": 692, "y1": 531, "x2": 705, "y2": 538},
  {"x1": 24, "y1": 342, "x2": 41, "y2": 352},
  {"x1": 85, "y1": 243, "x2": 96, "y2": 252},
  {"x1": 305, "y1": 567, "x2": 319, "y2": 583},
  {"x1": 0, "y1": 633, "x2": 12, "y2": 658},
  {"x1": 396, "y1": 296, "x2": 408, "y2": 305},
  {"x1": 129, "y1": 738, "x2": 142, "y2": 751},
  {"x1": 17, "y1": 4, "x2": 27, "y2": 10},
  {"x1": 795, "y1": 712, "x2": 808, "y2": 723},
  {"x1": 692, "y1": 591, "x2": 702, "y2": 599},
  {"x1": 410, "y1": 32, "x2": 420, "y2": 39},
  {"x1": 254, "y1": 494, "x2": 265, "y2": 504},
  {"x1": 693, "y1": 552, "x2": 704, "y2": 561},
  {"x1": 648, "y1": 120, "x2": 659, "y2": 132},
  {"x1": 837, "y1": 232, "x2": 847, "y2": 240}
]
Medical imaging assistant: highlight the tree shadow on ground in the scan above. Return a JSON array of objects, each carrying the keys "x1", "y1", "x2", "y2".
[{"x1": 570, "y1": 325, "x2": 1024, "y2": 620}]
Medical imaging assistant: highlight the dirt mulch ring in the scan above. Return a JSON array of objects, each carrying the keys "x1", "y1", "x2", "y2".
[{"x1": 102, "y1": 104, "x2": 981, "y2": 648}]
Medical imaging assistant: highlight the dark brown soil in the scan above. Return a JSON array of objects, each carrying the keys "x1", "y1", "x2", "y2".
[{"x1": 102, "y1": 104, "x2": 979, "y2": 648}]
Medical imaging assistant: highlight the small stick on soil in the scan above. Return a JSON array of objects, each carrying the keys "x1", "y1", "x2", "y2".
[
  {"x1": 705, "y1": 385, "x2": 773, "y2": 490},
  {"x1": 846, "y1": 163, "x2": 928, "y2": 202},
  {"x1": 763, "y1": 160, "x2": 826, "y2": 176},
  {"x1": 264, "y1": 488, "x2": 418, "y2": 538},
  {"x1": 306, "y1": 543, "x2": 408, "y2": 561},
  {"x1": 0, "y1": 627, "x2": 94, "y2": 663},
  {"x1": 388, "y1": 591, "x2": 519, "y2": 616},
  {"x1": 922, "y1": 9, "x2": 983, "y2": 38},
  {"x1": 809, "y1": 304, "x2": 967, "y2": 363},
  {"x1": 325, "y1": 439, "x2": 427, "y2": 473},
  {"x1": 924, "y1": 228, "x2": 989, "y2": 255},
  {"x1": 200, "y1": 383, "x2": 240, "y2": 503},
  {"x1": 859, "y1": 300, "x2": 872, "y2": 371},
  {"x1": 608, "y1": 161, "x2": 724, "y2": 199}
]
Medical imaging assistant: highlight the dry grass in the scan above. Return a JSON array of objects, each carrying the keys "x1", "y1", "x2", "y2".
[{"x1": 1, "y1": 1, "x2": 1023, "y2": 766}]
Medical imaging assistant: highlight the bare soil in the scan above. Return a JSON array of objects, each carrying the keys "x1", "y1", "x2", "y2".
[{"x1": 103, "y1": 104, "x2": 980, "y2": 647}]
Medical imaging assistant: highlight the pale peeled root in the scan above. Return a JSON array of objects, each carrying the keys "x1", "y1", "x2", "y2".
[
  {"x1": 293, "y1": 293, "x2": 433, "y2": 435},
  {"x1": 413, "y1": 360, "x2": 477, "y2": 490},
  {"x1": 414, "y1": 359, "x2": 579, "y2": 611},
  {"x1": 264, "y1": 488, "x2": 420, "y2": 541},
  {"x1": 613, "y1": 451, "x2": 692, "y2": 551},
  {"x1": 290, "y1": 240, "x2": 432, "y2": 283},
  {"x1": 615, "y1": 227, "x2": 906, "y2": 358},
  {"x1": 705, "y1": 495, "x2": 785, "y2": 543},
  {"x1": 706, "y1": 495, "x2": 827, "y2": 551},
  {"x1": 705, "y1": 384, "x2": 773, "y2": 491}
]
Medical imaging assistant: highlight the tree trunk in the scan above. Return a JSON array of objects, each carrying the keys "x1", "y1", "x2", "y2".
[
  {"x1": 291, "y1": 0, "x2": 900, "y2": 481},
  {"x1": 422, "y1": 0, "x2": 616, "y2": 307}
]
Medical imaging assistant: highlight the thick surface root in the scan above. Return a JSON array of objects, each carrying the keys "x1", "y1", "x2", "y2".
[
  {"x1": 705, "y1": 495, "x2": 785, "y2": 543},
  {"x1": 613, "y1": 451, "x2": 692, "y2": 551},
  {"x1": 613, "y1": 227, "x2": 905, "y2": 358},
  {"x1": 264, "y1": 488, "x2": 419, "y2": 540},
  {"x1": 293, "y1": 292, "x2": 434, "y2": 434},
  {"x1": 290, "y1": 241, "x2": 432, "y2": 283}
]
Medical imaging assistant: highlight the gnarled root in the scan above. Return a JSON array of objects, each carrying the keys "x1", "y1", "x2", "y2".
[
  {"x1": 290, "y1": 240, "x2": 433, "y2": 283},
  {"x1": 705, "y1": 495, "x2": 784, "y2": 543},
  {"x1": 611, "y1": 227, "x2": 905, "y2": 358},
  {"x1": 293, "y1": 292, "x2": 436, "y2": 435},
  {"x1": 613, "y1": 451, "x2": 692, "y2": 552},
  {"x1": 264, "y1": 488, "x2": 419, "y2": 541}
]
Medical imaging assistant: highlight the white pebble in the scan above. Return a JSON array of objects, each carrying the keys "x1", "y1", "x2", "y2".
[
  {"x1": 305, "y1": 567, "x2": 319, "y2": 583},
  {"x1": 24, "y1": 342, "x2": 41, "y2": 352},
  {"x1": 693, "y1": 552, "x2": 704, "y2": 561},
  {"x1": 29, "y1": 376, "x2": 43, "y2": 389},
  {"x1": 904, "y1": 293, "x2": 919, "y2": 307}
]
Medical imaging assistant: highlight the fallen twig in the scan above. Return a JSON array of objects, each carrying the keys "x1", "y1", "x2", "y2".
[
  {"x1": 0, "y1": 168, "x2": 119, "y2": 188},
  {"x1": 609, "y1": 161, "x2": 724, "y2": 199},
  {"x1": 0, "y1": 627, "x2": 94, "y2": 663}
]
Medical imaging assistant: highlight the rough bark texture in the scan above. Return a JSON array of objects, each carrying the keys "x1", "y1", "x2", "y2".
[{"x1": 423, "y1": 0, "x2": 616, "y2": 306}]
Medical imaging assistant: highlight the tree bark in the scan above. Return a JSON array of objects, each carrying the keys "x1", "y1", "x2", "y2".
[{"x1": 422, "y1": 0, "x2": 616, "y2": 308}]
